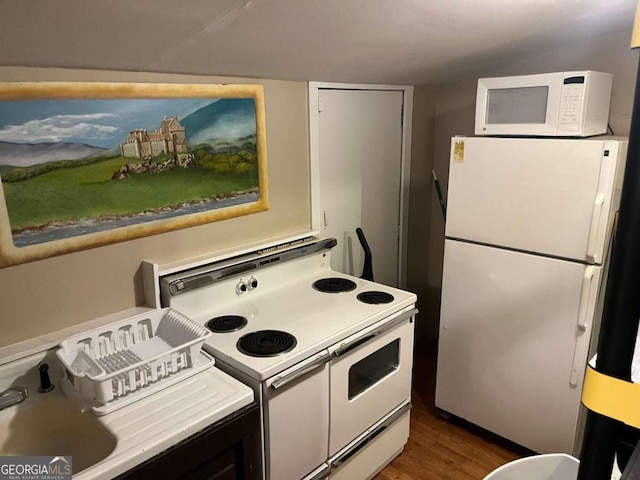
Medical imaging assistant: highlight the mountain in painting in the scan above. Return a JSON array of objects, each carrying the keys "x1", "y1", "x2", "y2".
[
  {"x1": 0, "y1": 98, "x2": 256, "y2": 168},
  {"x1": 181, "y1": 98, "x2": 257, "y2": 148},
  {"x1": 0, "y1": 141, "x2": 107, "y2": 167}
]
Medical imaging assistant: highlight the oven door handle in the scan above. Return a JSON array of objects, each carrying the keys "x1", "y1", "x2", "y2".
[
  {"x1": 330, "y1": 402, "x2": 412, "y2": 469},
  {"x1": 270, "y1": 351, "x2": 331, "y2": 390},
  {"x1": 332, "y1": 307, "x2": 418, "y2": 358}
]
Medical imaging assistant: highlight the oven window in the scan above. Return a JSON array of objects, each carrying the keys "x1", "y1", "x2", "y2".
[{"x1": 348, "y1": 339, "x2": 400, "y2": 399}]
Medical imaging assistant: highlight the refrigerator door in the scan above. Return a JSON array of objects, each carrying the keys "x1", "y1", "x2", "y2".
[
  {"x1": 446, "y1": 137, "x2": 624, "y2": 263},
  {"x1": 435, "y1": 239, "x2": 602, "y2": 454}
]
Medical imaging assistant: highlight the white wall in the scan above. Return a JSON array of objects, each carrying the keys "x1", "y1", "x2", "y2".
[{"x1": 407, "y1": 86, "x2": 437, "y2": 343}]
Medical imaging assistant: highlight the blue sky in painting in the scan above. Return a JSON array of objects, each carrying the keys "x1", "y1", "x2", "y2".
[{"x1": 0, "y1": 98, "x2": 216, "y2": 149}]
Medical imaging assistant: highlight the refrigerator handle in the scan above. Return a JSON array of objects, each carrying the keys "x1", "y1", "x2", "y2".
[
  {"x1": 586, "y1": 194, "x2": 606, "y2": 264},
  {"x1": 577, "y1": 266, "x2": 596, "y2": 332},
  {"x1": 570, "y1": 265, "x2": 596, "y2": 387}
]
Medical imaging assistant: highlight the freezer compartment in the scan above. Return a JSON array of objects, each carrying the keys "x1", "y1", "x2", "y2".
[
  {"x1": 446, "y1": 137, "x2": 626, "y2": 263},
  {"x1": 435, "y1": 239, "x2": 602, "y2": 454}
]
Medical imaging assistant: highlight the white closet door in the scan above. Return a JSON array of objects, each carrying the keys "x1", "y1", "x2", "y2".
[{"x1": 318, "y1": 89, "x2": 403, "y2": 286}]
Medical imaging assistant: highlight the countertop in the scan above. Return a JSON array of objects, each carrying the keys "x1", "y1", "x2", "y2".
[
  {"x1": 78, "y1": 366, "x2": 254, "y2": 479},
  {"x1": 0, "y1": 348, "x2": 254, "y2": 479}
]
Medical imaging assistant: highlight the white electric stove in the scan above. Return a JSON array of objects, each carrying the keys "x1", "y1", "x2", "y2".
[{"x1": 160, "y1": 237, "x2": 417, "y2": 480}]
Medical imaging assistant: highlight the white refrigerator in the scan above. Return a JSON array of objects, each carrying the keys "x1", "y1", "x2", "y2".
[{"x1": 435, "y1": 136, "x2": 628, "y2": 455}]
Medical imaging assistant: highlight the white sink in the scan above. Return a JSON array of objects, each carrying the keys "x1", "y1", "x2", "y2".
[
  {"x1": 0, "y1": 351, "x2": 117, "y2": 474},
  {"x1": 0, "y1": 393, "x2": 117, "y2": 474}
]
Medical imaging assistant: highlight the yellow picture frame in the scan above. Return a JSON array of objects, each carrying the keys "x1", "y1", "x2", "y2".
[{"x1": 0, "y1": 82, "x2": 269, "y2": 267}]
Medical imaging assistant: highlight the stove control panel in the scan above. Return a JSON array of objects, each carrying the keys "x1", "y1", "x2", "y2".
[{"x1": 160, "y1": 237, "x2": 337, "y2": 300}]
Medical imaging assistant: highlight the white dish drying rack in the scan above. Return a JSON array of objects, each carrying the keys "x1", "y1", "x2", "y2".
[{"x1": 56, "y1": 308, "x2": 213, "y2": 414}]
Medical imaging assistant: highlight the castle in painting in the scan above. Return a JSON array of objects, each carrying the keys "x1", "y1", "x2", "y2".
[{"x1": 120, "y1": 116, "x2": 189, "y2": 159}]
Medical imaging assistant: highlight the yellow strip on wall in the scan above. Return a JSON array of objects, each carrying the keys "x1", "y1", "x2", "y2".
[
  {"x1": 582, "y1": 365, "x2": 640, "y2": 428},
  {"x1": 632, "y1": 0, "x2": 640, "y2": 48}
]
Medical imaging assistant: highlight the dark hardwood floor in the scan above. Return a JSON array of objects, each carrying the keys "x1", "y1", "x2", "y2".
[{"x1": 375, "y1": 343, "x2": 532, "y2": 480}]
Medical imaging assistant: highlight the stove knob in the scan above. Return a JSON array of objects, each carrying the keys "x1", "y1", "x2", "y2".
[
  {"x1": 248, "y1": 276, "x2": 258, "y2": 290},
  {"x1": 236, "y1": 280, "x2": 248, "y2": 295}
]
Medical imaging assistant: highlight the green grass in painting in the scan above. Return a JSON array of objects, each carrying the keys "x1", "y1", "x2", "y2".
[{"x1": 2, "y1": 155, "x2": 259, "y2": 231}]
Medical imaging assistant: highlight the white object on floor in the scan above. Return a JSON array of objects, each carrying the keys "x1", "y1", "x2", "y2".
[
  {"x1": 483, "y1": 454, "x2": 578, "y2": 480},
  {"x1": 483, "y1": 454, "x2": 622, "y2": 480}
]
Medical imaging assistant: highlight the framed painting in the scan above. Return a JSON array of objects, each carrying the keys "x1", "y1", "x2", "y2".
[{"x1": 0, "y1": 82, "x2": 269, "y2": 267}]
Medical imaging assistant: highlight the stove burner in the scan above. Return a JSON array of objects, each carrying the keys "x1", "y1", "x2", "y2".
[
  {"x1": 206, "y1": 315, "x2": 248, "y2": 333},
  {"x1": 237, "y1": 330, "x2": 297, "y2": 357},
  {"x1": 313, "y1": 277, "x2": 357, "y2": 293},
  {"x1": 357, "y1": 291, "x2": 395, "y2": 304}
]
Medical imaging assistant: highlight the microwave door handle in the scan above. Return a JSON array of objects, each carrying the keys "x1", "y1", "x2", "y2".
[
  {"x1": 332, "y1": 307, "x2": 418, "y2": 358},
  {"x1": 270, "y1": 351, "x2": 330, "y2": 390}
]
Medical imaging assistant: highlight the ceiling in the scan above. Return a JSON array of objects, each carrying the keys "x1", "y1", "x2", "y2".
[{"x1": 0, "y1": 0, "x2": 636, "y2": 85}]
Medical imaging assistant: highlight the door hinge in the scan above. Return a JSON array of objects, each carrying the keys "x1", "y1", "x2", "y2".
[{"x1": 400, "y1": 104, "x2": 404, "y2": 127}]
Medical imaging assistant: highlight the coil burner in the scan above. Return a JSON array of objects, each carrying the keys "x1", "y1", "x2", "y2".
[
  {"x1": 357, "y1": 291, "x2": 395, "y2": 304},
  {"x1": 237, "y1": 330, "x2": 297, "y2": 357},
  {"x1": 206, "y1": 315, "x2": 248, "y2": 333},
  {"x1": 313, "y1": 277, "x2": 357, "y2": 293}
]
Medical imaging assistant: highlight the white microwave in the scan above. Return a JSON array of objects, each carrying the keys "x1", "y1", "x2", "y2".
[{"x1": 475, "y1": 71, "x2": 612, "y2": 137}]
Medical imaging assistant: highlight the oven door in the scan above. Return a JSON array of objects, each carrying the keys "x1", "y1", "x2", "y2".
[
  {"x1": 263, "y1": 350, "x2": 330, "y2": 480},
  {"x1": 328, "y1": 307, "x2": 416, "y2": 455}
]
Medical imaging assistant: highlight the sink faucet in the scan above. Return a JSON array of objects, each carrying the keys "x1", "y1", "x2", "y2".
[
  {"x1": 0, "y1": 386, "x2": 28, "y2": 411},
  {"x1": 38, "y1": 363, "x2": 54, "y2": 393}
]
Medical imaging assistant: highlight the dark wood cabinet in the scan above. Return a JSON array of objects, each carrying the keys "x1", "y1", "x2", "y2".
[{"x1": 116, "y1": 403, "x2": 261, "y2": 480}]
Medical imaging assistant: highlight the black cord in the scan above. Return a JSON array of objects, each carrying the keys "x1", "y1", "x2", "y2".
[{"x1": 608, "y1": 123, "x2": 616, "y2": 136}]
